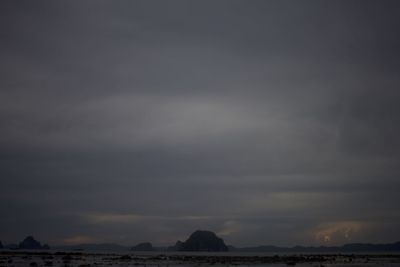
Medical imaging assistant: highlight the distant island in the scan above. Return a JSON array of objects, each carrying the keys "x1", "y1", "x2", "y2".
[
  {"x1": 2, "y1": 231, "x2": 400, "y2": 253},
  {"x1": 132, "y1": 230, "x2": 228, "y2": 252},
  {"x1": 19, "y1": 236, "x2": 50, "y2": 250},
  {"x1": 0, "y1": 236, "x2": 50, "y2": 250},
  {"x1": 172, "y1": 230, "x2": 228, "y2": 251}
]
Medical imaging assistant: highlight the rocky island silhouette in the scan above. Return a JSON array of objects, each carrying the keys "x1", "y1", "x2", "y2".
[{"x1": 174, "y1": 230, "x2": 228, "y2": 251}]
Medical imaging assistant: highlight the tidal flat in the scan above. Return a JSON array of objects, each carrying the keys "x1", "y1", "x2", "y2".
[{"x1": 1, "y1": 251, "x2": 400, "y2": 267}]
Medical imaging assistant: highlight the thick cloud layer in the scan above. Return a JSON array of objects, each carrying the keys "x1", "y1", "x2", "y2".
[{"x1": 1, "y1": 0, "x2": 400, "y2": 247}]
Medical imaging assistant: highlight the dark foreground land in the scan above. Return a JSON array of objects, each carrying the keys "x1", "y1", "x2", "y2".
[{"x1": 1, "y1": 251, "x2": 400, "y2": 267}]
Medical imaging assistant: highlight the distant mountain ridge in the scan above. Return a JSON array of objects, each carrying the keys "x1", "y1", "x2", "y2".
[
  {"x1": 231, "y1": 241, "x2": 400, "y2": 252},
  {"x1": 46, "y1": 240, "x2": 400, "y2": 253},
  {"x1": 54, "y1": 243, "x2": 129, "y2": 251},
  {"x1": 2, "y1": 233, "x2": 400, "y2": 253}
]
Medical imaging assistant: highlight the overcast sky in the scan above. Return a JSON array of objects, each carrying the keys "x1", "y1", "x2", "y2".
[{"x1": 1, "y1": 0, "x2": 400, "y2": 247}]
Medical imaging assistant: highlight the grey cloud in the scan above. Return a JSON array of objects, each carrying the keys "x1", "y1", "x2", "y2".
[{"x1": 1, "y1": 0, "x2": 400, "y2": 247}]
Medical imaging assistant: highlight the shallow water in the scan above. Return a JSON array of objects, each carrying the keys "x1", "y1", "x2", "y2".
[{"x1": 1, "y1": 251, "x2": 400, "y2": 267}]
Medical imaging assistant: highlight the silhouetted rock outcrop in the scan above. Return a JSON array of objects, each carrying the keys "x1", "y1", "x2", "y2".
[
  {"x1": 179, "y1": 230, "x2": 228, "y2": 251},
  {"x1": 18, "y1": 236, "x2": 49, "y2": 250},
  {"x1": 131, "y1": 242, "x2": 154, "y2": 251}
]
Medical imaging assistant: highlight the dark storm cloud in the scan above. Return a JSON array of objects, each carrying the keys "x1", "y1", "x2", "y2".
[{"x1": 1, "y1": 0, "x2": 400, "y2": 246}]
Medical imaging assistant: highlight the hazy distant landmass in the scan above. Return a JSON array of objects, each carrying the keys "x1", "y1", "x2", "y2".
[
  {"x1": 231, "y1": 241, "x2": 400, "y2": 253},
  {"x1": 131, "y1": 242, "x2": 154, "y2": 251},
  {"x1": 2, "y1": 232, "x2": 400, "y2": 253},
  {"x1": 54, "y1": 243, "x2": 129, "y2": 252},
  {"x1": 52, "y1": 240, "x2": 400, "y2": 253}
]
